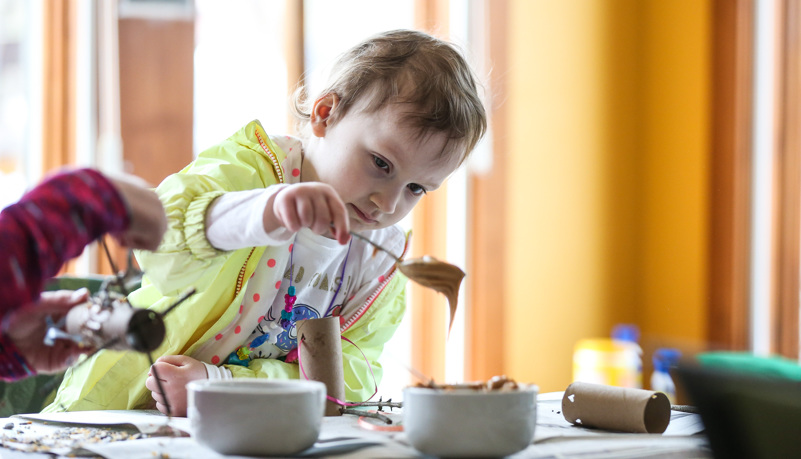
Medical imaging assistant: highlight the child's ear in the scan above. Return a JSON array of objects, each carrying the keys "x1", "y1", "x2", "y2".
[{"x1": 310, "y1": 93, "x2": 340, "y2": 137}]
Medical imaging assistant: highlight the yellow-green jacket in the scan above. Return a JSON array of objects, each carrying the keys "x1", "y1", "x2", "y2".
[{"x1": 44, "y1": 120, "x2": 407, "y2": 412}]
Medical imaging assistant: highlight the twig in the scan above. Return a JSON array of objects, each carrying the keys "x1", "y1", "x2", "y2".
[
  {"x1": 161, "y1": 288, "x2": 197, "y2": 317},
  {"x1": 670, "y1": 404, "x2": 700, "y2": 414},
  {"x1": 147, "y1": 351, "x2": 171, "y2": 418},
  {"x1": 101, "y1": 238, "x2": 129, "y2": 297},
  {"x1": 343, "y1": 397, "x2": 403, "y2": 411},
  {"x1": 340, "y1": 408, "x2": 393, "y2": 424}
]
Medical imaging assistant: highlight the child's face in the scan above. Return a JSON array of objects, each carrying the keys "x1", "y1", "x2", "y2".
[{"x1": 303, "y1": 94, "x2": 461, "y2": 233}]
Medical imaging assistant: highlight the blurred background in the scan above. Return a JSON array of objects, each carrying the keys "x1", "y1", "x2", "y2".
[{"x1": 1, "y1": 0, "x2": 799, "y2": 401}]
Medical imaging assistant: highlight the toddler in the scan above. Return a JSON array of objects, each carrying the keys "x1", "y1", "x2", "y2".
[{"x1": 45, "y1": 29, "x2": 486, "y2": 416}]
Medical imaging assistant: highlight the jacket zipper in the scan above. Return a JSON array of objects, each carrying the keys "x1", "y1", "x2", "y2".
[
  {"x1": 340, "y1": 234, "x2": 411, "y2": 332},
  {"x1": 234, "y1": 248, "x2": 257, "y2": 298}
]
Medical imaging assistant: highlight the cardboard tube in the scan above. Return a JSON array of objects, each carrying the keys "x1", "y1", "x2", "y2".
[
  {"x1": 562, "y1": 382, "x2": 671, "y2": 433},
  {"x1": 297, "y1": 317, "x2": 345, "y2": 416}
]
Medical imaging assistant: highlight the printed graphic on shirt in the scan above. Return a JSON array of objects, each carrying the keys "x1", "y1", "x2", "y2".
[{"x1": 236, "y1": 254, "x2": 350, "y2": 362}]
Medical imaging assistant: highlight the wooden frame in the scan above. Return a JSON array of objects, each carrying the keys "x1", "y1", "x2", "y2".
[
  {"x1": 41, "y1": 0, "x2": 78, "y2": 174},
  {"x1": 708, "y1": 0, "x2": 755, "y2": 352},
  {"x1": 284, "y1": 1, "x2": 304, "y2": 135},
  {"x1": 466, "y1": 0, "x2": 507, "y2": 381},
  {"x1": 410, "y1": 0, "x2": 450, "y2": 384},
  {"x1": 771, "y1": 0, "x2": 801, "y2": 359}
]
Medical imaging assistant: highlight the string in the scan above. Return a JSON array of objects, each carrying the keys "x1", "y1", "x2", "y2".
[
  {"x1": 297, "y1": 334, "x2": 379, "y2": 407},
  {"x1": 324, "y1": 239, "x2": 353, "y2": 317}
]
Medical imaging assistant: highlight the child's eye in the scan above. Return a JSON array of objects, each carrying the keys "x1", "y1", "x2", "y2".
[
  {"x1": 408, "y1": 183, "x2": 427, "y2": 196},
  {"x1": 373, "y1": 156, "x2": 390, "y2": 171}
]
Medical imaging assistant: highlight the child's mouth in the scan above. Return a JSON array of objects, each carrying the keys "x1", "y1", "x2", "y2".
[{"x1": 350, "y1": 204, "x2": 378, "y2": 225}]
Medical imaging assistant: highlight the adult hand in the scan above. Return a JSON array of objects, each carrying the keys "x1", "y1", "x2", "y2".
[
  {"x1": 146, "y1": 354, "x2": 207, "y2": 416},
  {"x1": 108, "y1": 175, "x2": 167, "y2": 251},
  {"x1": 3, "y1": 289, "x2": 93, "y2": 374},
  {"x1": 267, "y1": 182, "x2": 351, "y2": 244}
]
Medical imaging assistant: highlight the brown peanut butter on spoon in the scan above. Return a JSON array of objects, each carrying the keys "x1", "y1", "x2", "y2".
[
  {"x1": 348, "y1": 231, "x2": 465, "y2": 333},
  {"x1": 397, "y1": 256, "x2": 465, "y2": 333}
]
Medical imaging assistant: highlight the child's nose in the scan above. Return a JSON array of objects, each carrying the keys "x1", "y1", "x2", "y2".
[{"x1": 370, "y1": 187, "x2": 402, "y2": 214}]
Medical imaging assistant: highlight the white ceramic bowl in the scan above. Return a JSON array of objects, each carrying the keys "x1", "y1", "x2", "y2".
[
  {"x1": 187, "y1": 379, "x2": 326, "y2": 456},
  {"x1": 403, "y1": 384, "x2": 538, "y2": 458}
]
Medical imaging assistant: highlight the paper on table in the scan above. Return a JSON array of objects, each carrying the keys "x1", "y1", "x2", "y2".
[
  {"x1": 81, "y1": 416, "x2": 405, "y2": 459},
  {"x1": 15, "y1": 410, "x2": 190, "y2": 436},
  {"x1": 524, "y1": 436, "x2": 711, "y2": 458}
]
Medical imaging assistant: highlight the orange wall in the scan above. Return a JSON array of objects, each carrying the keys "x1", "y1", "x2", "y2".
[
  {"x1": 502, "y1": 0, "x2": 710, "y2": 392},
  {"x1": 639, "y1": 1, "x2": 711, "y2": 363}
]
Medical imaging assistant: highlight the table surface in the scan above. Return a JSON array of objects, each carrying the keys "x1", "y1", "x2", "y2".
[{"x1": 0, "y1": 393, "x2": 711, "y2": 458}]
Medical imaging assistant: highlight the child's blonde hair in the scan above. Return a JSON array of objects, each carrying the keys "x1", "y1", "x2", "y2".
[{"x1": 293, "y1": 29, "x2": 487, "y2": 164}]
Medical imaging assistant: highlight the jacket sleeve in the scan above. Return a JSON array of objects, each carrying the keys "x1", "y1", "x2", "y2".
[
  {"x1": 225, "y1": 273, "x2": 408, "y2": 402},
  {"x1": 136, "y1": 125, "x2": 283, "y2": 296}
]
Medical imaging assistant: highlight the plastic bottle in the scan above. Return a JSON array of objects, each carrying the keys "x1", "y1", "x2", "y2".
[
  {"x1": 611, "y1": 324, "x2": 643, "y2": 389},
  {"x1": 651, "y1": 348, "x2": 681, "y2": 404},
  {"x1": 572, "y1": 324, "x2": 642, "y2": 388}
]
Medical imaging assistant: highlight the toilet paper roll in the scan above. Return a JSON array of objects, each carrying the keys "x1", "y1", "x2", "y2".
[
  {"x1": 297, "y1": 316, "x2": 345, "y2": 416},
  {"x1": 562, "y1": 381, "x2": 671, "y2": 433}
]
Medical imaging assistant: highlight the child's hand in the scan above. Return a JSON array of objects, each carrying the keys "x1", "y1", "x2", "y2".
[
  {"x1": 145, "y1": 354, "x2": 207, "y2": 416},
  {"x1": 268, "y1": 183, "x2": 351, "y2": 244}
]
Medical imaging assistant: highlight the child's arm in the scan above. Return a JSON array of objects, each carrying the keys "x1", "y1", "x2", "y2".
[
  {"x1": 137, "y1": 131, "x2": 349, "y2": 295},
  {"x1": 204, "y1": 181, "x2": 351, "y2": 252},
  {"x1": 135, "y1": 137, "x2": 284, "y2": 295}
]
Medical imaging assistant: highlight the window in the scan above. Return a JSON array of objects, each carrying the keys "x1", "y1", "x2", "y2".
[
  {"x1": 0, "y1": 0, "x2": 42, "y2": 208},
  {"x1": 193, "y1": 0, "x2": 288, "y2": 154},
  {"x1": 710, "y1": 0, "x2": 801, "y2": 360},
  {"x1": 749, "y1": 0, "x2": 801, "y2": 359}
]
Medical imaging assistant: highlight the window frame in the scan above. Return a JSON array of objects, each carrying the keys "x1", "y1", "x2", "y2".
[
  {"x1": 709, "y1": 0, "x2": 801, "y2": 359},
  {"x1": 772, "y1": 0, "x2": 801, "y2": 359}
]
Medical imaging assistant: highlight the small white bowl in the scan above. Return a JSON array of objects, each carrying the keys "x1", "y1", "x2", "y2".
[
  {"x1": 187, "y1": 379, "x2": 326, "y2": 456},
  {"x1": 403, "y1": 384, "x2": 538, "y2": 458}
]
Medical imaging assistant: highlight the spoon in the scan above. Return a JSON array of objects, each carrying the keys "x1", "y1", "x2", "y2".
[{"x1": 349, "y1": 231, "x2": 465, "y2": 333}]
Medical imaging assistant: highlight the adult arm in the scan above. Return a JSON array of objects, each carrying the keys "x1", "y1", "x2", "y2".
[
  {"x1": 0, "y1": 168, "x2": 129, "y2": 313},
  {"x1": 0, "y1": 168, "x2": 165, "y2": 382}
]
